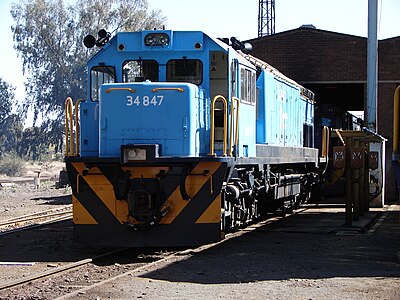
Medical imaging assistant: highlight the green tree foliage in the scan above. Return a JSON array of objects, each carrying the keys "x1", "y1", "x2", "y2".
[
  {"x1": 0, "y1": 78, "x2": 23, "y2": 156},
  {"x1": 18, "y1": 126, "x2": 51, "y2": 161},
  {"x1": 11, "y1": 0, "x2": 166, "y2": 151},
  {"x1": 0, "y1": 78, "x2": 15, "y2": 123}
]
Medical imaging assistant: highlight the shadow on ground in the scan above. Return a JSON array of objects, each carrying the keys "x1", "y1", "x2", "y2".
[
  {"x1": 139, "y1": 208, "x2": 400, "y2": 283},
  {"x1": 32, "y1": 194, "x2": 71, "y2": 205}
]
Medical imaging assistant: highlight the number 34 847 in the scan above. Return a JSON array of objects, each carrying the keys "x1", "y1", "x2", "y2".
[{"x1": 126, "y1": 95, "x2": 164, "y2": 106}]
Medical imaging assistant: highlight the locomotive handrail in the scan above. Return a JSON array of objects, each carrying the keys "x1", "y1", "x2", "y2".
[
  {"x1": 65, "y1": 97, "x2": 74, "y2": 157},
  {"x1": 321, "y1": 126, "x2": 330, "y2": 158},
  {"x1": 105, "y1": 87, "x2": 136, "y2": 93},
  {"x1": 152, "y1": 87, "x2": 184, "y2": 93},
  {"x1": 209, "y1": 95, "x2": 228, "y2": 157},
  {"x1": 393, "y1": 85, "x2": 400, "y2": 160},
  {"x1": 65, "y1": 97, "x2": 82, "y2": 157},
  {"x1": 74, "y1": 99, "x2": 83, "y2": 156},
  {"x1": 229, "y1": 97, "x2": 240, "y2": 157}
]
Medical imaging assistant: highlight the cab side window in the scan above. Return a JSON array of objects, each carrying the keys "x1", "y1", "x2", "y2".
[
  {"x1": 90, "y1": 66, "x2": 115, "y2": 102},
  {"x1": 240, "y1": 68, "x2": 256, "y2": 105}
]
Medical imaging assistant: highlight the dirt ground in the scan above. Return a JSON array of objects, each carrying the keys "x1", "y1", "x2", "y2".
[
  {"x1": 0, "y1": 162, "x2": 399, "y2": 299},
  {"x1": 0, "y1": 161, "x2": 71, "y2": 221}
]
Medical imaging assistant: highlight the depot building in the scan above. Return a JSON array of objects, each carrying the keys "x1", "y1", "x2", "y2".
[{"x1": 247, "y1": 26, "x2": 400, "y2": 201}]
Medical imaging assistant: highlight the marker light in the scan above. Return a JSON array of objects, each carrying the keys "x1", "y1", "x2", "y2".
[{"x1": 144, "y1": 33, "x2": 170, "y2": 46}]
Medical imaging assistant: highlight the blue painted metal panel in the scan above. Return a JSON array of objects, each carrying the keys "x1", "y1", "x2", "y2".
[
  {"x1": 256, "y1": 68, "x2": 314, "y2": 148},
  {"x1": 79, "y1": 101, "x2": 99, "y2": 156},
  {"x1": 98, "y1": 82, "x2": 206, "y2": 158},
  {"x1": 237, "y1": 102, "x2": 257, "y2": 157}
]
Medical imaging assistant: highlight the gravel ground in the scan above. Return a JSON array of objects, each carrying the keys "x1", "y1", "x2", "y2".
[
  {"x1": 58, "y1": 205, "x2": 400, "y2": 300},
  {"x1": 0, "y1": 180, "x2": 72, "y2": 222},
  {"x1": 0, "y1": 165, "x2": 399, "y2": 300},
  {"x1": 0, "y1": 161, "x2": 71, "y2": 222}
]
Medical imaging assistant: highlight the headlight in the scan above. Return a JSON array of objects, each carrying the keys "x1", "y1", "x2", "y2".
[
  {"x1": 122, "y1": 144, "x2": 160, "y2": 163},
  {"x1": 144, "y1": 33, "x2": 170, "y2": 46},
  {"x1": 127, "y1": 149, "x2": 146, "y2": 160}
]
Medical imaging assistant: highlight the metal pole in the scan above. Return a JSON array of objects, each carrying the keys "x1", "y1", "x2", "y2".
[
  {"x1": 359, "y1": 141, "x2": 366, "y2": 216},
  {"x1": 365, "y1": 143, "x2": 371, "y2": 212},
  {"x1": 353, "y1": 140, "x2": 360, "y2": 221},
  {"x1": 367, "y1": 0, "x2": 378, "y2": 131},
  {"x1": 345, "y1": 137, "x2": 353, "y2": 226}
]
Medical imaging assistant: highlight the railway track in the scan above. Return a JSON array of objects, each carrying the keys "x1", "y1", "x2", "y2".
[
  {"x1": 0, "y1": 207, "x2": 306, "y2": 299},
  {"x1": 0, "y1": 205, "x2": 72, "y2": 236},
  {"x1": 0, "y1": 248, "x2": 127, "y2": 291}
]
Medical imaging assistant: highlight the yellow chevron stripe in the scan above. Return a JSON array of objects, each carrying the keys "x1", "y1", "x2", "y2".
[
  {"x1": 72, "y1": 163, "x2": 116, "y2": 214},
  {"x1": 72, "y1": 195, "x2": 98, "y2": 224},
  {"x1": 71, "y1": 162, "x2": 129, "y2": 223},
  {"x1": 160, "y1": 162, "x2": 222, "y2": 224},
  {"x1": 195, "y1": 194, "x2": 222, "y2": 223},
  {"x1": 71, "y1": 162, "x2": 223, "y2": 225}
]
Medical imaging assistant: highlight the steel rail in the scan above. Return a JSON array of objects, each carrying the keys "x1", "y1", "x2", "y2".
[
  {"x1": 0, "y1": 248, "x2": 127, "y2": 291},
  {"x1": 0, "y1": 205, "x2": 72, "y2": 223},
  {"x1": 0, "y1": 209, "x2": 72, "y2": 227},
  {"x1": 55, "y1": 208, "x2": 308, "y2": 300},
  {"x1": 0, "y1": 214, "x2": 72, "y2": 237}
]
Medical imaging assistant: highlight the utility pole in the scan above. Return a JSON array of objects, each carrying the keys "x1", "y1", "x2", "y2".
[
  {"x1": 258, "y1": 0, "x2": 275, "y2": 37},
  {"x1": 367, "y1": 0, "x2": 378, "y2": 131}
]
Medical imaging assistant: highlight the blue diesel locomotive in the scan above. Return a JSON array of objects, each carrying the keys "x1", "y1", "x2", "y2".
[{"x1": 65, "y1": 30, "x2": 320, "y2": 247}]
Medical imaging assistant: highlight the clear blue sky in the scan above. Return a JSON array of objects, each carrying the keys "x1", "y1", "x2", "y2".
[{"x1": 0, "y1": 0, "x2": 399, "y2": 111}]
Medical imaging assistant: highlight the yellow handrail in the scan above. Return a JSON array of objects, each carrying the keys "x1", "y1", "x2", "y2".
[
  {"x1": 229, "y1": 97, "x2": 240, "y2": 157},
  {"x1": 321, "y1": 126, "x2": 330, "y2": 158},
  {"x1": 74, "y1": 99, "x2": 83, "y2": 156},
  {"x1": 393, "y1": 86, "x2": 400, "y2": 158},
  {"x1": 209, "y1": 95, "x2": 228, "y2": 156},
  {"x1": 65, "y1": 97, "x2": 74, "y2": 157},
  {"x1": 152, "y1": 87, "x2": 184, "y2": 93},
  {"x1": 105, "y1": 87, "x2": 136, "y2": 93},
  {"x1": 65, "y1": 97, "x2": 82, "y2": 157}
]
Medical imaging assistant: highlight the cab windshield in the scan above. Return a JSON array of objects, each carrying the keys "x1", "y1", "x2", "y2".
[
  {"x1": 123, "y1": 60, "x2": 159, "y2": 82},
  {"x1": 167, "y1": 59, "x2": 203, "y2": 85}
]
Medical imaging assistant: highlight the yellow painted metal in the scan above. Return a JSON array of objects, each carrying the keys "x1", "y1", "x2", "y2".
[
  {"x1": 152, "y1": 87, "x2": 184, "y2": 92},
  {"x1": 105, "y1": 87, "x2": 135, "y2": 93},
  {"x1": 196, "y1": 194, "x2": 221, "y2": 223},
  {"x1": 65, "y1": 97, "x2": 82, "y2": 157},
  {"x1": 65, "y1": 97, "x2": 74, "y2": 157},
  {"x1": 160, "y1": 162, "x2": 222, "y2": 224},
  {"x1": 72, "y1": 195, "x2": 98, "y2": 224},
  {"x1": 321, "y1": 126, "x2": 330, "y2": 158},
  {"x1": 209, "y1": 95, "x2": 228, "y2": 156},
  {"x1": 74, "y1": 99, "x2": 83, "y2": 156},
  {"x1": 393, "y1": 86, "x2": 400, "y2": 157},
  {"x1": 70, "y1": 161, "x2": 222, "y2": 226},
  {"x1": 74, "y1": 164, "x2": 116, "y2": 214},
  {"x1": 71, "y1": 163, "x2": 122, "y2": 223},
  {"x1": 229, "y1": 97, "x2": 240, "y2": 157}
]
